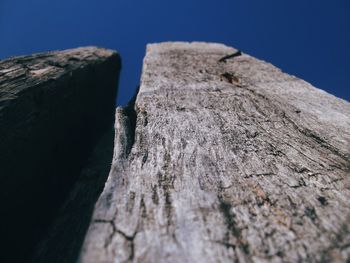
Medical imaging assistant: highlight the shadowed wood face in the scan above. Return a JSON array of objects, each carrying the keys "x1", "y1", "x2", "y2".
[
  {"x1": 80, "y1": 42, "x2": 350, "y2": 263},
  {"x1": 0, "y1": 47, "x2": 120, "y2": 263}
]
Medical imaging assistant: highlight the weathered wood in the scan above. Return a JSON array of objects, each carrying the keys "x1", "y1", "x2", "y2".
[
  {"x1": 0, "y1": 47, "x2": 120, "y2": 263},
  {"x1": 80, "y1": 42, "x2": 350, "y2": 263}
]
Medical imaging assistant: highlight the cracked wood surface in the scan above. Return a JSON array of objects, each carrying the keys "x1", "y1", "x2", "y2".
[{"x1": 80, "y1": 42, "x2": 350, "y2": 263}]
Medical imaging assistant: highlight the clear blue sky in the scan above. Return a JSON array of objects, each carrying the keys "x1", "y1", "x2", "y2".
[{"x1": 1, "y1": 0, "x2": 349, "y2": 105}]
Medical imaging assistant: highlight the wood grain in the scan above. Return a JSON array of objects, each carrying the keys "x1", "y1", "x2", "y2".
[{"x1": 80, "y1": 42, "x2": 350, "y2": 263}]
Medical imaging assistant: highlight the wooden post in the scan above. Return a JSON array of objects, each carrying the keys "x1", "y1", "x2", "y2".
[
  {"x1": 80, "y1": 42, "x2": 350, "y2": 263},
  {"x1": 0, "y1": 47, "x2": 120, "y2": 263}
]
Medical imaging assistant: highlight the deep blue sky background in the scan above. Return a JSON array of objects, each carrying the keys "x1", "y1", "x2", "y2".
[{"x1": 1, "y1": 0, "x2": 349, "y2": 105}]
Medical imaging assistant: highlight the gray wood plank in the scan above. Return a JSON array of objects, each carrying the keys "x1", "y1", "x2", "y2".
[{"x1": 80, "y1": 42, "x2": 350, "y2": 263}]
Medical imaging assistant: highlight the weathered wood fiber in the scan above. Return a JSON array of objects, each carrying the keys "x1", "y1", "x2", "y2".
[
  {"x1": 0, "y1": 47, "x2": 120, "y2": 263},
  {"x1": 80, "y1": 42, "x2": 350, "y2": 263}
]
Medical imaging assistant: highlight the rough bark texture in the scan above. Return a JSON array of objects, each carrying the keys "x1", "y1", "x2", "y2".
[
  {"x1": 0, "y1": 47, "x2": 120, "y2": 263},
  {"x1": 80, "y1": 42, "x2": 350, "y2": 263}
]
